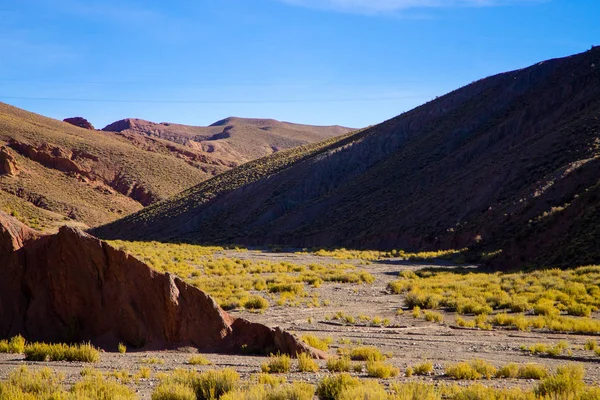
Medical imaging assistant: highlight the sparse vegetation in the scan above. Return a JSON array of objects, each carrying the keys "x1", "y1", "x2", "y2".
[
  {"x1": 316, "y1": 373, "x2": 360, "y2": 400},
  {"x1": 365, "y1": 360, "x2": 400, "y2": 378},
  {"x1": 23, "y1": 342, "x2": 99, "y2": 362},
  {"x1": 0, "y1": 335, "x2": 25, "y2": 354},
  {"x1": 301, "y1": 334, "x2": 332, "y2": 351},
  {"x1": 261, "y1": 354, "x2": 292, "y2": 374},
  {"x1": 326, "y1": 357, "x2": 351, "y2": 372},
  {"x1": 348, "y1": 346, "x2": 386, "y2": 361},
  {"x1": 109, "y1": 240, "x2": 374, "y2": 309},
  {"x1": 188, "y1": 355, "x2": 213, "y2": 366},
  {"x1": 412, "y1": 361, "x2": 434, "y2": 376},
  {"x1": 297, "y1": 352, "x2": 319, "y2": 372},
  {"x1": 388, "y1": 266, "x2": 600, "y2": 334},
  {"x1": 118, "y1": 342, "x2": 127, "y2": 354}
]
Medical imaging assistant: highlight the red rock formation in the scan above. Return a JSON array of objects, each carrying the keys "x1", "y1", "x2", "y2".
[
  {"x1": 63, "y1": 117, "x2": 95, "y2": 130},
  {"x1": 0, "y1": 212, "x2": 324, "y2": 357},
  {"x1": 7, "y1": 140, "x2": 158, "y2": 206},
  {"x1": 0, "y1": 146, "x2": 18, "y2": 176}
]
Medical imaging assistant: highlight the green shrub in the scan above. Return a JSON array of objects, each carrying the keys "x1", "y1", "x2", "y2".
[
  {"x1": 316, "y1": 374, "x2": 359, "y2": 400},
  {"x1": 535, "y1": 364, "x2": 585, "y2": 397},
  {"x1": 0, "y1": 335, "x2": 26, "y2": 354},
  {"x1": 413, "y1": 361, "x2": 434, "y2": 376},
  {"x1": 195, "y1": 368, "x2": 240, "y2": 400},
  {"x1": 222, "y1": 382, "x2": 314, "y2": 400},
  {"x1": 297, "y1": 352, "x2": 319, "y2": 372},
  {"x1": 423, "y1": 311, "x2": 444, "y2": 323},
  {"x1": 365, "y1": 361, "x2": 399, "y2": 378},
  {"x1": 496, "y1": 363, "x2": 519, "y2": 379},
  {"x1": 517, "y1": 363, "x2": 548, "y2": 380},
  {"x1": 152, "y1": 382, "x2": 196, "y2": 400},
  {"x1": 338, "y1": 380, "x2": 388, "y2": 400},
  {"x1": 469, "y1": 359, "x2": 497, "y2": 380},
  {"x1": 243, "y1": 296, "x2": 269, "y2": 310},
  {"x1": 326, "y1": 357, "x2": 351, "y2": 372},
  {"x1": 24, "y1": 342, "x2": 99, "y2": 362},
  {"x1": 349, "y1": 346, "x2": 385, "y2": 361},
  {"x1": 445, "y1": 360, "x2": 496, "y2": 380},
  {"x1": 261, "y1": 354, "x2": 292, "y2": 373},
  {"x1": 301, "y1": 335, "x2": 332, "y2": 351},
  {"x1": 188, "y1": 355, "x2": 212, "y2": 365},
  {"x1": 584, "y1": 339, "x2": 597, "y2": 351},
  {"x1": 567, "y1": 303, "x2": 592, "y2": 317}
]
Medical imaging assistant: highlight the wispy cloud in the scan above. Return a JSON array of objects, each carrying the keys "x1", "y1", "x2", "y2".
[{"x1": 276, "y1": 0, "x2": 545, "y2": 14}]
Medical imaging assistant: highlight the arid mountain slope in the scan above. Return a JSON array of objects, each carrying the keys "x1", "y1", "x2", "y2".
[
  {"x1": 93, "y1": 48, "x2": 600, "y2": 268},
  {"x1": 0, "y1": 103, "x2": 348, "y2": 231},
  {"x1": 0, "y1": 103, "x2": 216, "y2": 230},
  {"x1": 102, "y1": 117, "x2": 352, "y2": 164}
]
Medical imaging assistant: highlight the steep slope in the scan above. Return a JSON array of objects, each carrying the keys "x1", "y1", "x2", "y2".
[
  {"x1": 93, "y1": 48, "x2": 600, "y2": 268},
  {"x1": 102, "y1": 117, "x2": 352, "y2": 164},
  {"x1": 0, "y1": 211, "x2": 324, "y2": 357},
  {"x1": 0, "y1": 104, "x2": 348, "y2": 231}
]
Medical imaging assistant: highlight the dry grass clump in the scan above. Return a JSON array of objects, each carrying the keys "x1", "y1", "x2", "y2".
[
  {"x1": 23, "y1": 342, "x2": 99, "y2": 362},
  {"x1": 365, "y1": 361, "x2": 400, "y2": 378},
  {"x1": 445, "y1": 359, "x2": 496, "y2": 380},
  {"x1": 0, "y1": 335, "x2": 25, "y2": 354},
  {"x1": 0, "y1": 366, "x2": 136, "y2": 400},
  {"x1": 316, "y1": 373, "x2": 360, "y2": 400},
  {"x1": 388, "y1": 265, "x2": 600, "y2": 334},
  {"x1": 297, "y1": 352, "x2": 319, "y2": 372},
  {"x1": 535, "y1": 364, "x2": 585, "y2": 397},
  {"x1": 243, "y1": 296, "x2": 269, "y2": 310},
  {"x1": 413, "y1": 361, "x2": 434, "y2": 376},
  {"x1": 521, "y1": 341, "x2": 570, "y2": 357},
  {"x1": 261, "y1": 354, "x2": 292, "y2": 374},
  {"x1": 221, "y1": 382, "x2": 314, "y2": 400},
  {"x1": 118, "y1": 342, "x2": 127, "y2": 354},
  {"x1": 338, "y1": 380, "x2": 388, "y2": 400},
  {"x1": 156, "y1": 368, "x2": 240, "y2": 400},
  {"x1": 188, "y1": 355, "x2": 213, "y2": 366},
  {"x1": 301, "y1": 334, "x2": 332, "y2": 351},
  {"x1": 326, "y1": 357, "x2": 351, "y2": 372},
  {"x1": 348, "y1": 346, "x2": 386, "y2": 361},
  {"x1": 142, "y1": 357, "x2": 165, "y2": 365},
  {"x1": 584, "y1": 339, "x2": 597, "y2": 351},
  {"x1": 152, "y1": 382, "x2": 196, "y2": 400}
]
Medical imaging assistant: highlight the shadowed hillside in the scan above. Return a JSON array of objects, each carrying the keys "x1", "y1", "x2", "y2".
[{"x1": 93, "y1": 48, "x2": 600, "y2": 268}]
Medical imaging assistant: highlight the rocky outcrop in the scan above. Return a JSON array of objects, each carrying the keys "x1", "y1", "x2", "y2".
[
  {"x1": 63, "y1": 117, "x2": 95, "y2": 130},
  {"x1": 0, "y1": 212, "x2": 324, "y2": 357},
  {"x1": 0, "y1": 146, "x2": 18, "y2": 176},
  {"x1": 7, "y1": 140, "x2": 158, "y2": 207}
]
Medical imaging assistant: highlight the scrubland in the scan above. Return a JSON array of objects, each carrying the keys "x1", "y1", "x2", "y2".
[{"x1": 1, "y1": 247, "x2": 599, "y2": 399}]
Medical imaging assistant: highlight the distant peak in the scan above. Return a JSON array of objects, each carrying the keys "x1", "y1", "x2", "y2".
[
  {"x1": 63, "y1": 117, "x2": 95, "y2": 130},
  {"x1": 102, "y1": 118, "x2": 154, "y2": 132}
]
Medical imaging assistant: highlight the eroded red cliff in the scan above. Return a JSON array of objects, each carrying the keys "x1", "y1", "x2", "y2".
[{"x1": 0, "y1": 212, "x2": 324, "y2": 357}]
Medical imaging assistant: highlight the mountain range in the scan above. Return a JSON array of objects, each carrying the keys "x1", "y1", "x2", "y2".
[
  {"x1": 0, "y1": 103, "x2": 350, "y2": 231},
  {"x1": 93, "y1": 47, "x2": 600, "y2": 268}
]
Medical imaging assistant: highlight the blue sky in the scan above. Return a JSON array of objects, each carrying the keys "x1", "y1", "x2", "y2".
[{"x1": 0, "y1": 0, "x2": 598, "y2": 129}]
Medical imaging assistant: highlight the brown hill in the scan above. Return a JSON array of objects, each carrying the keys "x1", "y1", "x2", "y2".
[
  {"x1": 0, "y1": 211, "x2": 324, "y2": 357},
  {"x1": 93, "y1": 48, "x2": 600, "y2": 269},
  {"x1": 0, "y1": 103, "x2": 349, "y2": 231},
  {"x1": 102, "y1": 117, "x2": 352, "y2": 164}
]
